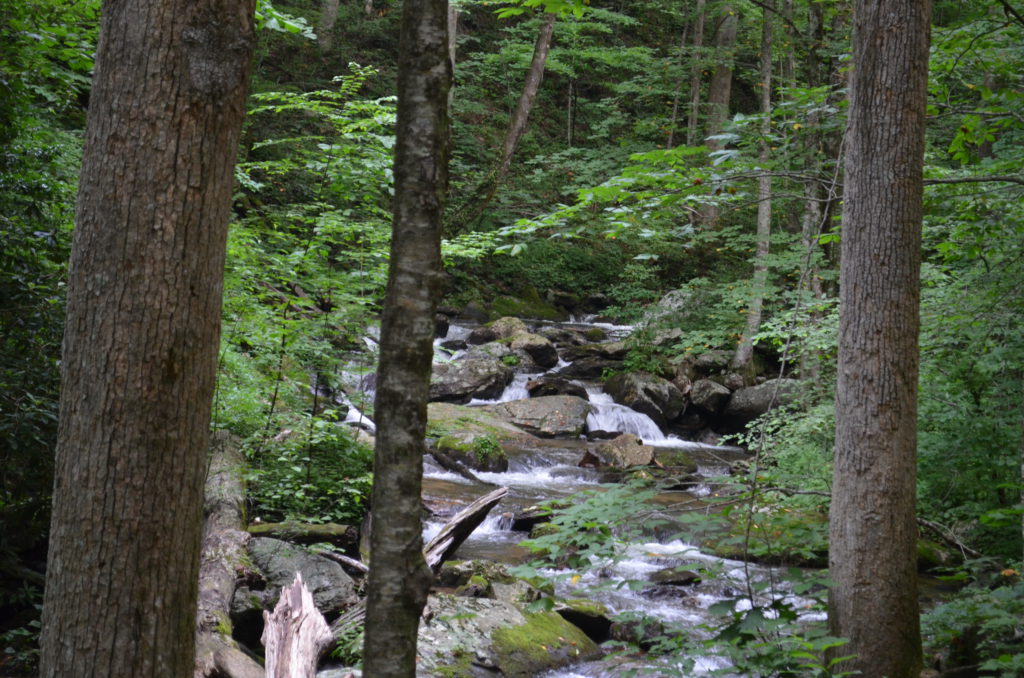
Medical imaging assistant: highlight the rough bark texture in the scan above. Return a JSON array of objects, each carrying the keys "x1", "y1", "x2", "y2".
[
  {"x1": 705, "y1": 6, "x2": 738, "y2": 150},
  {"x1": 362, "y1": 0, "x2": 451, "y2": 674},
  {"x1": 828, "y1": 1, "x2": 931, "y2": 676},
  {"x1": 195, "y1": 433, "x2": 262, "y2": 678},
  {"x1": 731, "y1": 2, "x2": 773, "y2": 372},
  {"x1": 39, "y1": 1, "x2": 255, "y2": 676}
]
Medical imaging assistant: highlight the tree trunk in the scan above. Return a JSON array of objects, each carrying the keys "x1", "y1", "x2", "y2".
[
  {"x1": 447, "y1": 4, "x2": 459, "y2": 115},
  {"x1": 262, "y1": 574, "x2": 333, "y2": 678},
  {"x1": 828, "y1": 1, "x2": 931, "y2": 676},
  {"x1": 450, "y1": 12, "x2": 556, "y2": 231},
  {"x1": 664, "y1": 23, "x2": 689, "y2": 148},
  {"x1": 361, "y1": 0, "x2": 450, "y2": 673},
  {"x1": 705, "y1": 5, "x2": 738, "y2": 150},
  {"x1": 318, "y1": 0, "x2": 340, "y2": 51},
  {"x1": 39, "y1": 1, "x2": 255, "y2": 675},
  {"x1": 731, "y1": 2, "x2": 773, "y2": 373},
  {"x1": 685, "y1": 0, "x2": 706, "y2": 147}
]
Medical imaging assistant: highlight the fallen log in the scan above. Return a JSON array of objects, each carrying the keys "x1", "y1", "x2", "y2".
[
  {"x1": 262, "y1": 573, "x2": 333, "y2": 678},
  {"x1": 424, "y1": 486, "x2": 509, "y2": 573},
  {"x1": 247, "y1": 521, "x2": 359, "y2": 551},
  {"x1": 429, "y1": 448, "x2": 495, "y2": 485},
  {"x1": 194, "y1": 431, "x2": 264, "y2": 678}
]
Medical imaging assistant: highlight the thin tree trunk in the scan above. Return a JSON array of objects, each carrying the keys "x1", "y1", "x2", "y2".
[
  {"x1": 362, "y1": 0, "x2": 450, "y2": 673},
  {"x1": 685, "y1": 0, "x2": 706, "y2": 146},
  {"x1": 731, "y1": 2, "x2": 773, "y2": 374},
  {"x1": 665, "y1": 23, "x2": 689, "y2": 148},
  {"x1": 447, "y1": 4, "x2": 459, "y2": 115},
  {"x1": 319, "y1": 0, "x2": 340, "y2": 51},
  {"x1": 451, "y1": 12, "x2": 556, "y2": 231},
  {"x1": 828, "y1": 1, "x2": 931, "y2": 676},
  {"x1": 39, "y1": 1, "x2": 255, "y2": 675},
  {"x1": 498, "y1": 13, "x2": 556, "y2": 183}
]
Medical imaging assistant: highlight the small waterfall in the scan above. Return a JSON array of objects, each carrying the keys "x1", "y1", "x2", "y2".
[
  {"x1": 467, "y1": 373, "x2": 532, "y2": 406},
  {"x1": 586, "y1": 392, "x2": 667, "y2": 442}
]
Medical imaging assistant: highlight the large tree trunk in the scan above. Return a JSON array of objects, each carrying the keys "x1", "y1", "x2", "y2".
[
  {"x1": 731, "y1": 2, "x2": 774, "y2": 373},
  {"x1": 828, "y1": 1, "x2": 931, "y2": 676},
  {"x1": 39, "y1": 1, "x2": 255, "y2": 676},
  {"x1": 361, "y1": 0, "x2": 450, "y2": 674},
  {"x1": 705, "y1": 5, "x2": 738, "y2": 150},
  {"x1": 318, "y1": 0, "x2": 340, "y2": 51}
]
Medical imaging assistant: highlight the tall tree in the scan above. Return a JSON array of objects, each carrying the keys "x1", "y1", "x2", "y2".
[
  {"x1": 828, "y1": 1, "x2": 931, "y2": 676},
  {"x1": 731, "y1": 1, "x2": 774, "y2": 373},
  {"x1": 705, "y1": 4, "x2": 738, "y2": 150},
  {"x1": 362, "y1": 0, "x2": 451, "y2": 673},
  {"x1": 38, "y1": 0, "x2": 256, "y2": 675}
]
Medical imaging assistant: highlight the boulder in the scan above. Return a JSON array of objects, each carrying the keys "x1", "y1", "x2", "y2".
[
  {"x1": 467, "y1": 326, "x2": 498, "y2": 345},
  {"x1": 537, "y1": 326, "x2": 589, "y2": 348},
  {"x1": 430, "y1": 358, "x2": 513, "y2": 404},
  {"x1": 561, "y1": 341, "x2": 629, "y2": 361},
  {"x1": 435, "y1": 431, "x2": 509, "y2": 472},
  {"x1": 484, "y1": 396, "x2": 591, "y2": 438},
  {"x1": 239, "y1": 538, "x2": 357, "y2": 623},
  {"x1": 556, "y1": 356, "x2": 621, "y2": 380},
  {"x1": 509, "y1": 332, "x2": 558, "y2": 368},
  {"x1": 526, "y1": 377, "x2": 589, "y2": 400},
  {"x1": 604, "y1": 372, "x2": 685, "y2": 430},
  {"x1": 694, "y1": 350, "x2": 731, "y2": 375},
  {"x1": 490, "y1": 316, "x2": 529, "y2": 339},
  {"x1": 721, "y1": 378, "x2": 802, "y2": 424},
  {"x1": 588, "y1": 434, "x2": 655, "y2": 468},
  {"x1": 417, "y1": 595, "x2": 600, "y2": 677},
  {"x1": 689, "y1": 378, "x2": 731, "y2": 415},
  {"x1": 427, "y1": 402, "x2": 534, "y2": 441}
]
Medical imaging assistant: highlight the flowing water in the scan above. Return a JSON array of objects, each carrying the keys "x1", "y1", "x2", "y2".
[{"x1": 345, "y1": 319, "x2": 818, "y2": 675}]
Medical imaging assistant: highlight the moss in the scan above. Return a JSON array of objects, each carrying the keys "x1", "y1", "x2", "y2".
[
  {"x1": 583, "y1": 327, "x2": 607, "y2": 341},
  {"x1": 432, "y1": 650, "x2": 476, "y2": 678},
  {"x1": 491, "y1": 611, "x2": 599, "y2": 677},
  {"x1": 490, "y1": 289, "x2": 563, "y2": 321}
]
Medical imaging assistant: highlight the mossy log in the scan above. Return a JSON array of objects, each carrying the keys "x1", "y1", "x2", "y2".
[{"x1": 194, "y1": 431, "x2": 264, "y2": 678}]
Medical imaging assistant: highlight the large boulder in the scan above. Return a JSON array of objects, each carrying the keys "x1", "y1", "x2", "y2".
[
  {"x1": 689, "y1": 378, "x2": 732, "y2": 415},
  {"x1": 417, "y1": 595, "x2": 600, "y2": 677},
  {"x1": 509, "y1": 332, "x2": 559, "y2": 369},
  {"x1": 587, "y1": 433, "x2": 655, "y2": 468},
  {"x1": 247, "y1": 538, "x2": 357, "y2": 613},
  {"x1": 435, "y1": 431, "x2": 510, "y2": 472},
  {"x1": 604, "y1": 372, "x2": 685, "y2": 430},
  {"x1": 430, "y1": 358, "x2": 513, "y2": 404},
  {"x1": 721, "y1": 378, "x2": 803, "y2": 425},
  {"x1": 484, "y1": 396, "x2": 591, "y2": 438}
]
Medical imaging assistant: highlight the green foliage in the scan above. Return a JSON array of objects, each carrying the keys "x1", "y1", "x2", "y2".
[
  {"x1": 922, "y1": 565, "x2": 1024, "y2": 677},
  {"x1": 245, "y1": 413, "x2": 373, "y2": 524}
]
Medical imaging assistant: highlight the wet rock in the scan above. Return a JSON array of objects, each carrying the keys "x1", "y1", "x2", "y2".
[
  {"x1": 546, "y1": 288, "x2": 579, "y2": 312},
  {"x1": 467, "y1": 326, "x2": 497, "y2": 344},
  {"x1": 509, "y1": 332, "x2": 558, "y2": 369},
  {"x1": 556, "y1": 599, "x2": 613, "y2": 643},
  {"x1": 584, "y1": 429, "x2": 621, "y2": 441},
  {"x1": 430, "y1": 358, "x2": 513, "y2": 404},
  {"x1": 484, "y1": 396, "x2": 591, "y2": 438},
  {"x1": 649, "y1": 567, "x2": 701, "y2": 586},
  {"x1": 610, "y1": 616, "x2": 668, "y2": 650},
  {"x1": 526, "y1": 377, "x2": 589, "y2": 400},
  {"x1": 250, "y1": 538, "x2": 357, "y2": 612},
  {"x1": 440, "y1": 338, "x2": 468, "y2": 352},
  {"x1": 604, "y1": 371, "x2": 685, "y2": 430},
  {"x1": 561, "y1": 341, "x2": 629, "y2": 361},
  {"x1": 590, "y1": 434, "x2": 655, "y2": 468},
  {"x1": 436, "y1": 313, "x2": 450, "y2": 338},
  {"x1": 689, "y1": 378, "x2": 731, "y2": 415},
  {"x1": 427, "y1": 402, "x2": 534, "y2": 441},
  {"x1": 537, "y1": 326, "x2": 589, "y2": 348},
  {"x1": 556, "y1": 356, "x2": 621, "y2": 380},
  {"x1": 417, "y1": 595, "x2": 600, "y2": 677}
]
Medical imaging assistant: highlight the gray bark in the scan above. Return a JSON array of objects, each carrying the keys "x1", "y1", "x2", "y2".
[
  {"x1": 685, "y1": 0, "x2": 706, "y2": 147},
  {"x1": 362, "y1": 0, "x2": 451, "y2": 673},
  {"x1": 731, "y1": 3, "x2": 773, "y2": 373},
  {"x1": 318, "y1": 0, "x2": 340, "y2": 51},
  {"x1": 827, "y1": 1, "x2": 931, "y2": 676},
  {"x1": 39, "y1": 0, "x2": 255, "y2": 675},
  {"x1": 705, "y1": 6, "x2": 738, "y2": 150}
]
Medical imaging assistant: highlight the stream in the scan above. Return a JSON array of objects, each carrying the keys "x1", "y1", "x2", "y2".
[{"x1": 346, "y1": 318, "x2": 822, "y2": 676}]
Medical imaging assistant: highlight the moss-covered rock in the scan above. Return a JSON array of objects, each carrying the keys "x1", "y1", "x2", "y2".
[
  {"x1": 427, "y1": 402, "x2": 534, "y2": 442},
  {"x1": 489, "y1": 288, "x2": 564, "y2": 321},
  {"x1": 435, "y1": 432, "x2": 509, "y2": 472},
  {"x1": 490, "y1": 611, "x2": 601, "y2": 676}
]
